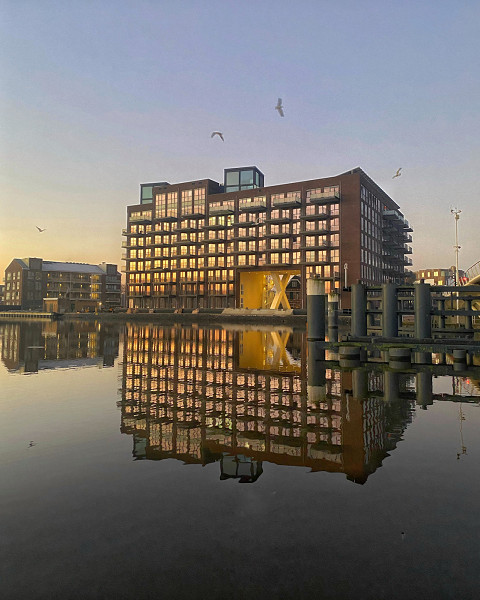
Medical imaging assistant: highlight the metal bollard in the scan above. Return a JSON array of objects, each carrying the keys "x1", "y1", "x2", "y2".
[
  {"x1": 388, "y1": 347, "x2": 411, "y2": 370},
  {"x1": 453, "y1": 349, "x2": 467, "y2": 372},
  {"x1": 414, "y1": 282, "x2": 432, "y2": 339},
  {"x1": 351, "y1": 283, "x2": 367, "y2": 337},
  {"x1": 339, "y1": 345, "x2": 361, "y2": 368},
  {"x1": 327, "y1": 292, "x2": 339, "y2": 342},
  {"x1": 384, "y1": 371, "x2": 400, "y2": 403},
  {"x1": 307, "y1": 278, "x2": 326, "y2": 341},
  {"x1": 307, "y1": 341, "x2": 326, "y2": 404},
  {"x1": 416, "y1": 371, "x2": 433, "y2": 408},
  {"x1": 382, "y1": 283, "x2": 398, "y2": 338}
]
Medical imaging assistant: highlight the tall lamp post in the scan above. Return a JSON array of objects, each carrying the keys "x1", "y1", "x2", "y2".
[
  {"x1": 451, "y1": 208, "x2": 461, "y2": 325},
  {"x1": 451, "y1": 208, "x2": 461, "y2": 286}
]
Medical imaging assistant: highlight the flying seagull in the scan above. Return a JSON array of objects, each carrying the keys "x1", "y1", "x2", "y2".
[
  {"x1": 275, "y1": 98, "x2": 284, "y2": 117},
  {"x1": 36, "y1": 226, "x2": 46, "y2": 232},
  {"x1": 211, "y1": 131, "x2": 224, "y2": 141},
  {"x1": 28, "y1": 441, "x2": 37, "y2": 448},
  {"x1": 392, "y1": 168, "x2": 402, "y2": 179}
]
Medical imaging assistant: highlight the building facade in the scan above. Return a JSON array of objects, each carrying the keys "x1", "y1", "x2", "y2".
[
  {"x1": 3, "y1": 258, "x2": 121, "y2": 310},
  {"x1": 123, "y1": 167, "x2": 413, "y2": 310},
  {"x1": 414, "y1": 267, "x2": 467, "y2": 286}
]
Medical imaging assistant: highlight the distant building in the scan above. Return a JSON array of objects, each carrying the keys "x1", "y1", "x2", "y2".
[
  {"x1": 0, "y1": 283, "x2": 4, "y2": 305},
  {"x1": 415, "y1": 267, "x2": 467, "y2": 286},
  {"x1": 3, "y1": 258, "x2": 121, "y2": 310},
  {"x1": 123, "y1": 166, "x2": 413, "y2": 310}
]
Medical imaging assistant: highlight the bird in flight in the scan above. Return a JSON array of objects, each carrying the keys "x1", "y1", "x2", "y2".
[
  {"x1": 28, "y1": 441, "x2": 37, "y2": 448},
  {"x1": 36, "y1": 226, "x2": 46, "y2": 232},
  {"x1": 211, "y1": 131, "x2": 224, "y2": 141},
  {"x1": 392, "y1": 168, "x2": 402, "y2": 179},
  {"x1": 275, "y1": 98, "x2": 284, "y2": 117}
]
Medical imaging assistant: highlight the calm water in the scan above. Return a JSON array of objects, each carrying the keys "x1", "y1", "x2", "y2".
[{"x1": 1, "y1": 320, "x2": 479, "y2": 600}]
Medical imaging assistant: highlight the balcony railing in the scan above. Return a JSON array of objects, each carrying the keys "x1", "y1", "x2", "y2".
[
  {"x1": 209, "y1": 204, "x2": 235, "y2": 216},
  {"x1": 238, "y1": 198, "x2": 267, "y2": 211},
  {"x1": 272, "y1": 195, "x2": 301, "y2": 207},
  {"x1": 129, "y1": 213, "x2": 152, "y2": 223},
  {"x1": 309, "y1": 191, "x2": 340, "y2": 203}
]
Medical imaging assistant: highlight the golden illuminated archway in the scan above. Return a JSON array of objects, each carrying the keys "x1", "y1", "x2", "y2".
[{"x1": 238, "y1": 269, "x2": 300, "y2": 310}]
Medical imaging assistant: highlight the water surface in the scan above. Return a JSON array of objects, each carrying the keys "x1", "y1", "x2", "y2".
[{"x1": 1, "y1": 320, "x2": 479, "y2": 599}]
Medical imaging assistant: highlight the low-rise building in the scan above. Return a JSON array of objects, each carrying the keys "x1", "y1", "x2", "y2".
[
  {"x1": 415, "y1": 267, "x2": 466, "y2": 286},
  {"x1": 3, "y1": 258, "x2": 121, "y2": 310}
]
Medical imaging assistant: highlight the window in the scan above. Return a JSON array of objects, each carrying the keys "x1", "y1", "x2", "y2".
[
  {"x1": 226, "y1": 171, "x2": 239, "y2": 187},
  {"x1": 181, "y1": 189, "x2": 193, "y2": 215},
  {"x1": 240, "y1": 170, "x2": 254, "y2": 185},
  {"x1": 141, "y1": 186, "x2": 153, "y2": 203}
]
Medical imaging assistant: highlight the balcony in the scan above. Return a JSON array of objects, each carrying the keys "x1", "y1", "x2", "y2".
[
  {"x1": 174, "y1": 224, "x2": 201, "y2": 233},
  {"x1": 202, "y1": 222, "x2": 233, "y2": 230},
  {"x1": 383, "y1": 209, "x2": 413, "y2": 232},
  {"x1": 129, "y1": 213, "x2": 152, "y2": 224},
  {"x1": 233, "y1": 218, "x2": 257, "y2": 227},
  {"x1": 300, "y1": 211, "x2": 329, "y2": 220},
  {"x1": 265, "y1": 216, "x2": 291, "y2": 225},
  {"x1": 272, "y1": 195, "x2": 302, "y2": 208},
  {"x1": 209, "y1": 204, "x2": 235, "y2": 216},
  {"x1": 299, "y1": 242, "x2": 331, "y2": 250},
  {"x1": 238, "y1": 198, "x2": 267, "y2": 211},
  {"x1": 153, "y1": 215, "x2": 177, "y2": 222},
  {"x1": 264, "y1": 231, "x2": 291, "y2": 239},
  {"x1": 299, "y1": 227, "x2": 329, "y2": 235},
  {"x1": 309, "y1": 191, "x2": 340, "y2": 204}
]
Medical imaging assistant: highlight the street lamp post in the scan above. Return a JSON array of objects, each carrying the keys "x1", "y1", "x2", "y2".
[
  {"x1": 451, "y1": 208, "x2": 461, "y2": 286},
  {"x1": 451, "y1": 208, "x2": 461, "y2": 324}
]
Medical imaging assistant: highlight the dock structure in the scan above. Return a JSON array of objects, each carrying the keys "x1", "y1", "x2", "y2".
[{"x1": 307, "y1": 279, "x2": 480, "y2": 369}]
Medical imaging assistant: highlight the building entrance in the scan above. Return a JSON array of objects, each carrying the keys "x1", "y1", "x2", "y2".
[{"x1": 238, "y1": 269, "x2": 300, "y2": 310}]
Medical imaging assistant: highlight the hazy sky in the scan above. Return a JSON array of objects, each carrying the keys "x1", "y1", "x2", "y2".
[{"x1": 1, "y1": 0, "x2": 479, "y2": 276}]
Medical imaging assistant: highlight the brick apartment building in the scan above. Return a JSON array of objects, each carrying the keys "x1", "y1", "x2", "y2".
[
  {"x1": 3, "y1": 258, "x2": 121, "y2": 310},
  {"x1": 123, "y1": 166, "x2": 413, "y2": 310}
]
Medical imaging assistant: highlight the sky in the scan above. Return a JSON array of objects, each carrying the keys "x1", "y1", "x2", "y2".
[{"x1": 1, "y1": 0, "x2": 479, "y2": 277}]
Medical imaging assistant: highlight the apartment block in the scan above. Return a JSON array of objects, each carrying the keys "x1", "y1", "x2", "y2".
[
  {"x1": 3, "y1": 258, "x2": 121, "y2": 310},
  {"x1": 123, "y1": 167, "x2": 413, "y2": 309}
]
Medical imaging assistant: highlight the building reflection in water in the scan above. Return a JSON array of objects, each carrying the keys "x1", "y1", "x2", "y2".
[
  {"x1": 0, "y1": 320, "x2": 119, "y2": 373},
  {"x1": 120, "y1": 324, "x2": 416, "y2": 484}
]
